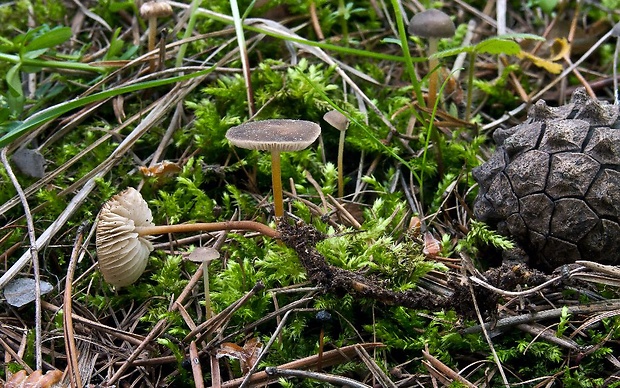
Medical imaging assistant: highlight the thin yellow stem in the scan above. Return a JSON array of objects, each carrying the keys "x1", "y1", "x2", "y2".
[{"x1": 271, "y1": 151, "x2": 284, "y2": 218}]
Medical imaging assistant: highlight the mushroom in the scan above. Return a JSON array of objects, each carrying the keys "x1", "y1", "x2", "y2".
[
  {"x1": 187, "y1": 247, "x2": 220, "y2": 320},
  {"x1": 226, "y1": 119, "x2": 322, "y2": 218},
  {"x1": 323, "y1": 110, "x2": 350, "y2": 198},
  {"x1": 408, "y1": 9, "x2": 456, "y2": 110},
  {"x1": 140, "y1": 0, "x2": 173, "y2": 71},
  {"x1": 96, "y1": 188, "x2": 279, "y2": 287}
]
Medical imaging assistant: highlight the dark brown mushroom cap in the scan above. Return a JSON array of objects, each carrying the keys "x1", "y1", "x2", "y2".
[
  {"x1": 226, "y1": 119, "x2": 321, "y2": 152},
  {"x1": 140, "y1": 1, "x2": 173, "y2": 19},
  {"x1": 408, "y1": 9, "x2": 455, "y2": 39},
  {"x1": 323, "y1": 110, "x2": 349, "y2": 132}
]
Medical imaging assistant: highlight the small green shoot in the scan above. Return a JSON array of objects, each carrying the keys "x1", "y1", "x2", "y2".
[
  {"x1": 433, "y1": 33, "x2": 545, "y2": 120},
  {"x1": 457, "y1": 220, "x2": 515, "y2": 254}
]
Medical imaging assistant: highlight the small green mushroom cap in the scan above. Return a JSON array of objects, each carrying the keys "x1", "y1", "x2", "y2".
[
  {"x1": 408, "y1": 9, "x2": 455, "y2": 39},
  {"x1": 226, "y1": 119, "x2": 321, "y2": 152}
]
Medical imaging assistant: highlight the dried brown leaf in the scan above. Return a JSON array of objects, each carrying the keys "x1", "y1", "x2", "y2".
[
  {"x1": 422, "y1": 232, "x2": 441, "y2": 257},
  {"x1": 139, "y1": 161, "x2": 181, "y2": 178},
  {"x1": 5, "y1": 369, "x2": 63, "y2": 388},
  {"x1": 216, "y1": 337, "x2": 263, "y2": 374}
]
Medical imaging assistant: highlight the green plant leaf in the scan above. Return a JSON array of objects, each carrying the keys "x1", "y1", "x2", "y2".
[
  {"x1": 22, "y1": 48, "x2": 48, "y2": 60},
  {"x1": 432, "y1": 45, "x2": 474, "y2": 59},
  {"x1": 25, "y1": 26, "x2": 72, "y2": 52},
  {"x1": 493, "y1": 33, "x2": 546, "y2": 41},
  {"x1": 433, "y1": 33, "x2": 545, "y2": 59},
  {"x1": 6, "y1": 64, "x2": 23, "y2": 98},
  {"x1": 475, "y1": 39, "x2": 521, "y2": 55}
]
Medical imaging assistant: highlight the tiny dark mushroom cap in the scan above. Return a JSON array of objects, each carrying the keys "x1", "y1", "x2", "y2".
[
  {"x1": 407, "y1": 9, "x2": 455, "y2": 39},
  {"x1": 96, "y1": 187, "x2": 154, "y2": 287},
  {"x1": 323, "y1": 110, "x2": 349, "y2": 132},
  {"x1": 140, "y1": 1, "x2": 173, "y2": 19},
  {"x1": 226, "y1": 119, "x2": 321, "y2": 151}
]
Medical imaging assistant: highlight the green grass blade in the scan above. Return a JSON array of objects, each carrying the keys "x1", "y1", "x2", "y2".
[{"x1": 0, "y1": 67, "x2": 214, "y2": 147}]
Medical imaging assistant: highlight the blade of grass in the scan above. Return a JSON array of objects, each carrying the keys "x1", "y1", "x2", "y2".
[
  {"x1": 230, "y1": 0, "x2": 255, "y2": 115},
  {"x1": 0, "y1": 66, "x2": 214, "y2": 147},
  {"x1": 0, "y1": 52, "x2": 109, "y2": 74},
  {"x1": 388, "y1": 0, "x2": 424, "y2": 107},
  {"x1": 167, "y1": 1, "x2": 408, "y2": 63},
  {"x1": 174, "y1": 0, "x2": 202, "y2": 69}
]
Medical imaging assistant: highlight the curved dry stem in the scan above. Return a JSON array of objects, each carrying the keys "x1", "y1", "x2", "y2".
[{"x1": 135, "y1": 220, "x2": 280, "y2": 239}]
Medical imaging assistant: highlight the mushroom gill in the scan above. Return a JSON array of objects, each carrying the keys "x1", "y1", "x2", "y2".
[{"x1": 96, "y1": 187, "x2": 154, "y2": 287}]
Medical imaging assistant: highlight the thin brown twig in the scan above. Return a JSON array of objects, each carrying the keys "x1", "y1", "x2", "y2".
[
  {"x1": 462, "y1": 299, "x2": 620, "y2": 334},
  {"x1": 190, "y1": 341, "x2": 205, "y2": 388},
  {"x1": 467, "y1": 271, "x2": 509, "y2": 387},
  {"x1": 264, "y1": 367, "x2": 371, "y2": 387},
  {"x1": 188, "y1": 282, "x2": 265, "y2": 344},
  {"x1": 41, "y1": 301, "x2": 147, "y2": 346},
  {"x1": 216, "y1": 343, "x2": 384, "y2": 388},
  {"x1": 0, "y1": 336, "x2": 34, "y2": 373},
  {"x1": 469, "y1": 274, "x2": 563, "y2": 297},
  {"x1": 105, "y1": 255, "x2": 210, "y2": 386},
  {"x1": 63, "y1": 224, "x2": 87, "y2": 388},
  {"x1": 238, "y1": 310, "x2": 296, "y2": 388},
  {"x1": 422, "y1": 348, "x2": 476, "y2": 388},
  {"x1": 354, "y1": 345, "x2": 398, "y2": 388}
]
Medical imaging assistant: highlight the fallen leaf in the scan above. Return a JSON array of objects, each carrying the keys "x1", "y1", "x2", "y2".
[
  {"x1": 517, "y1": 49, "x2": 564, "y2": 74},
  {"x1": 241, "y1": 337, "x2": 263, "y2": 373},
  {"x1": 139, "y1": 161, "x2": 181, "y2": 178},
  {"x1": 4, "y1": 278, "x2": 54, "y2": 307},
  {"x1": 11, "y1": 148, "x2": 46, "y2": 178},
  {"x1": 549, "y1": 37, "x2": 570, "y2": 61},
  {"x1": 5, "y1": 369, "x2": 63, "y2": 388},
  {"x1": 216, "y1": 337, "x2": 263, "y2": 374},
  {"x1": 422, "y1": 232, "x2": 441, "y2": 258}
]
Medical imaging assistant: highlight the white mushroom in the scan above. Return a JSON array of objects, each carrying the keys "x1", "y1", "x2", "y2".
[
  {"x1": 96, "y1": 188, "x2": 154, "y2": 287},
  {"x1": 96, "y1": 188, "x2": 279, "y2": 287}
]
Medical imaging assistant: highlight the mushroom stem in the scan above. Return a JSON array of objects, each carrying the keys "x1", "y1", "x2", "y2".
[
  {"x1": 337, "y1": 129, "x2": 346, "y2": 198},
  {"x1": 271, "y1": 151, "x2": 284, "y2": 218},
  {"x1": 425, "y1": 38, "x2": 444, "y2": 177},
  {"x1": 203, "y1": 264, "x2": 212, "y2": 319},
  {"x1": 147, "y1": 17, "x2": 157, "y2": 71},
  {"x1": 135, "y1": 220, "x2": 280, "y2": 239},
  {"x1": 427, "y1": 38, "x2": 440, "y2": 111}
]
